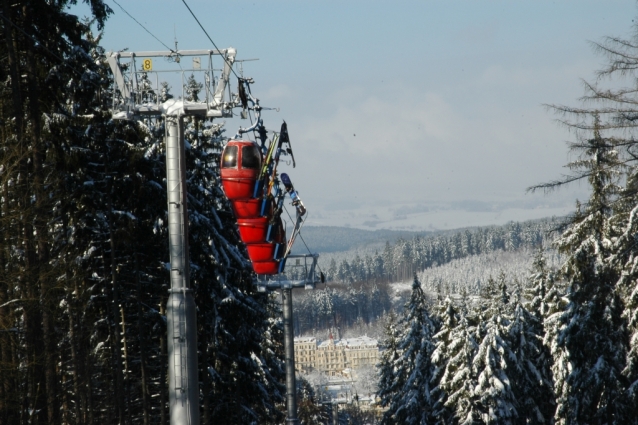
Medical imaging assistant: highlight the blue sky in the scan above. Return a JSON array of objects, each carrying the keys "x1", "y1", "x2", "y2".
[{"x1": 75, "y1": 0, "x2": 636, "y2": 230}]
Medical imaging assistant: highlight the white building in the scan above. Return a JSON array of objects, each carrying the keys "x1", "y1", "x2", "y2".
[{"x1": 294, "y1": 335, "x2": 379, "y2": 376}]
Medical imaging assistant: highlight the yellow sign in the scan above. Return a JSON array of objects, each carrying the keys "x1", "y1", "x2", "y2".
[{"x1": 142, "y1": 58, "x2": 153, "y2": 71}]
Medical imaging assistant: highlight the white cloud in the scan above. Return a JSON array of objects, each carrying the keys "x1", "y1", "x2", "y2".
[
  {"x1": 272, "y1": 59, "x2": 590, "y2": 230},
  {"x1": 296, "y1": 87, "x2": 459, "y2": 155}
]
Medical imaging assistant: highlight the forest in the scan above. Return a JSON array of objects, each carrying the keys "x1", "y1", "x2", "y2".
[
  {"x1": 292, "y1": 218, "x2": 559, "y2": 339},
  {"x1": 2, "y1": 1, "x2": 638, "y2": 425},
  {"x1": 320, "y1": 217, "x2": 556, "y2": 284},
  {"x1": 0, "y1": 2, "x2": 287, "y2": 424}
]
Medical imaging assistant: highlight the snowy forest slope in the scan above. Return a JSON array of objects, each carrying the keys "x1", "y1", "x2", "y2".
[
  {"x1": 293, "y1": 218, "x2": 563, "y2": 339},
  {"x1": 316, "y1": 216, "x2": 560, "y2": 283}
]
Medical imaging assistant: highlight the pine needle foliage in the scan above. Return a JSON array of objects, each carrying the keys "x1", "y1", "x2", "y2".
[
  {"x1": 545, "y1": 116, "x2": 631, "y2": 425},
  {"x1": 379, "y1": 274, "x2": 437, "y2": 425}
]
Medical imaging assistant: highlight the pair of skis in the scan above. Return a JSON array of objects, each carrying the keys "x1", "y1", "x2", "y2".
[
  {"x1": 254, "y1": 121, "x2": 295, "y2": 199},
  {"x1": 255, "y1": 122, "x2": 306, "y2": 260}
]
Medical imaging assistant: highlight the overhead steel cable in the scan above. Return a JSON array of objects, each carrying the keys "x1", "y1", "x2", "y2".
[
  {"x1": 179, "y1": 0, "x2": 241, "y2": 80},
  {"x1": 111, "y1": 0, "x2": 175, "y2": 53},
  {"x1": 282, "y1": 205, "x2": 325, "y2": 278},
  {"x1": 108, "y1": 0, "x2": 186, "y2": 88}
]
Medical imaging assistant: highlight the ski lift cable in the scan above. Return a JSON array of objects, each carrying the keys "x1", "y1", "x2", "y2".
[
  {"x1": 110, "y1": 0, "x2": 186, "y2": 85},
  {"x1": 282, "y1": 204, "x2": 325, "y2": 277},
  {"x1": 111, "y1": 0, "x2": 175, "y2": 53},
  {"x1": 0, "y1": 11, "x2": 101, "y2": 89},
  {"x1": 180, "y1": 0, "x2": 241, "y2": 81}
]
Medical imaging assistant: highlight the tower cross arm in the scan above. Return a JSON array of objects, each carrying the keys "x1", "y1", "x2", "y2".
[{"x1": 113, "y1": 49, "x2": 230, "y2": 58}]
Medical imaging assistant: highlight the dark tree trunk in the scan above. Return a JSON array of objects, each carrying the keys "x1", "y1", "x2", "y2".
[
  {"x1": 135, "y1": 251, "x2": 151, "y2": 425},
  {"x1": 109, "y1": 208, "x2": 126, "y2": 425},
  {"x1": 2, "y1": 1, "x2": 24, "y2": 141}
]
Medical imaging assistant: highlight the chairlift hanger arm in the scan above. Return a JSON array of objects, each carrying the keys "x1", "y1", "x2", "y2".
[{"x1": 235, "y1": 100, "x2": 262, "y2": 137}]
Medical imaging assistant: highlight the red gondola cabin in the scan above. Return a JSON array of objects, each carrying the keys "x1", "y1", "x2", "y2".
[{"x1": 221, "y1": 140, "x2": 286, "y2": 275}]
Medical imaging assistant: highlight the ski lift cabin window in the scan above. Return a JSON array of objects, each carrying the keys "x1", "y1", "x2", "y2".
[
  {"x1": 221, "y1": 141, "x2": 261, "y2": 170},
  {"x1": 222, "y1": 145, "x2": 238, "y2": 168},
  {"x1": 242, "y1": 145, "x2": 261, "y2": 169}
]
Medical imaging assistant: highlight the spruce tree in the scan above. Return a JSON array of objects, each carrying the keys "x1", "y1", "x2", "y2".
[
  {"x1": 382, "y1": 274, "x2": 437, "y2": 425},
  {"x1": 473, "y1": 276, "x2": 517, "y2": 424},
  {"x1": 523, "y1": 248, "x2": 560, "y2": 423},
  {"x1": 296, "y1": 375, "x2": 329, "y2": 425},
  {"x1": 0, "y1": 4, "x2": 113, "y2": 423},
  {"x1": 377, "y1": 311, "x2": 402, "y2": 425},
  {"x1": 508, "y1": 286, "x2": 554, "y2": 424},
  {"x1": 611, "y1": 208, "x2": 638, "y2": 419},
  {"x1": 539, "y1": 116, "x2": 630, "y2": 424},
  {"x1": 437, "y1": 291, "x2": 480, "y2": 425},
  {"x1": 559, "y1": 19, "x2": 638, "y2": 423},
  {"x1": 607, "y1": 167, "x2": 638, "y2": 421},
  {"x1": 430, "y1": 295, "x2": 460, "y2": 424}
]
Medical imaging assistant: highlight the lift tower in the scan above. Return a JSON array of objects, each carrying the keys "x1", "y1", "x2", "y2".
[
  {"x1": 107, "y1": 48, "x2": 238, "y2": 425},
  {"x1": 257, "y1": 254, "x2": 323, "y2": 424}
]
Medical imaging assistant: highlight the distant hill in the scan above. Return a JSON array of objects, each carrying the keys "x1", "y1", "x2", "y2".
[
  {"x1": 293, "y1": 217, "x2": 563, "y2": 255},
  {"x1": 292, "y1": 225, "x2": 430, "y2": 254}
]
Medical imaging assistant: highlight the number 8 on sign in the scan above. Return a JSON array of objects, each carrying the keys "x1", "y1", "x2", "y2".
[{"x1": 142, "y1": 59, "x2": 153, "y2": 71}]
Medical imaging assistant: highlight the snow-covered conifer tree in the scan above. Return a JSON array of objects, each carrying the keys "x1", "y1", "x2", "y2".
[
  {"x1": 545, "y1": 21, "x2": 638, "y2": 423},
  {"x1": 543, "y1": 116, "x2": 630, "y2": 424},
  {"x1": 508, "y1": 286, "x2": 554, "y2": 423},
  {"x1": 430, "y1": 295, "x2": 460, "y2": 424},
  {"x1": 437, "y1": 290, "x2": 480, "y2": 425},
  {"x1": 526, "y1": 249, "x2": 561, "y2": 410},
  {"x1": 382, "y1": 274, "x2": 437, "y2": 425},
  {"x1": 297, "y1": 375, "x2": 329, "y2": 425},
  {"x1": 378, "y1": 311, "x2": 402, "y2": 425},
  {"x1": 611, "y1": 205, "x2": 638, "y2": 419},
  {"x1": 472, "y1": 276, "x2": 517, "y2": 424}
]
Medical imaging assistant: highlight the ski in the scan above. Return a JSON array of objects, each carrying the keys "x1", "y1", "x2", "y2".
[
  {"x1": 254, "y1": 121, "x2": 295, "y2": 199},
  {"x1": 267, "y1": 121, "x2": 291, "y2": 196},
  {"x1": 280, "y1": 172, "x2": 306, "y2": 257},
  {"x1": 254, "y1": 132, "x2": 279, "y2": 198},
  {"x1": 280, "y1": 172, "x2": 306, "y2": 217},
  {"x1": 284, "y1": 214, "x2": 305, "y2": 259}
]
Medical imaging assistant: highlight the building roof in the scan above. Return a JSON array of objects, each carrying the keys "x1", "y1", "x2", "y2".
[
  {"x1": 299, "y1": 335, "x2": 379, "y2": 349},
  {"x1": 335, "y1": 336, "x2": 378, "y2": 349}
]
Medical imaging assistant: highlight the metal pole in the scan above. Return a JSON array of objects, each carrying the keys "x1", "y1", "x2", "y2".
[
  {"x1": 165, "y1": 116, "x2": 199, "y2": 425},
  {"x1": 282, "y1": 288, "x2": 298, "y2": 424},
  {"x1": 332, "y1": 402, "x2": 338, "y2": 425}
]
